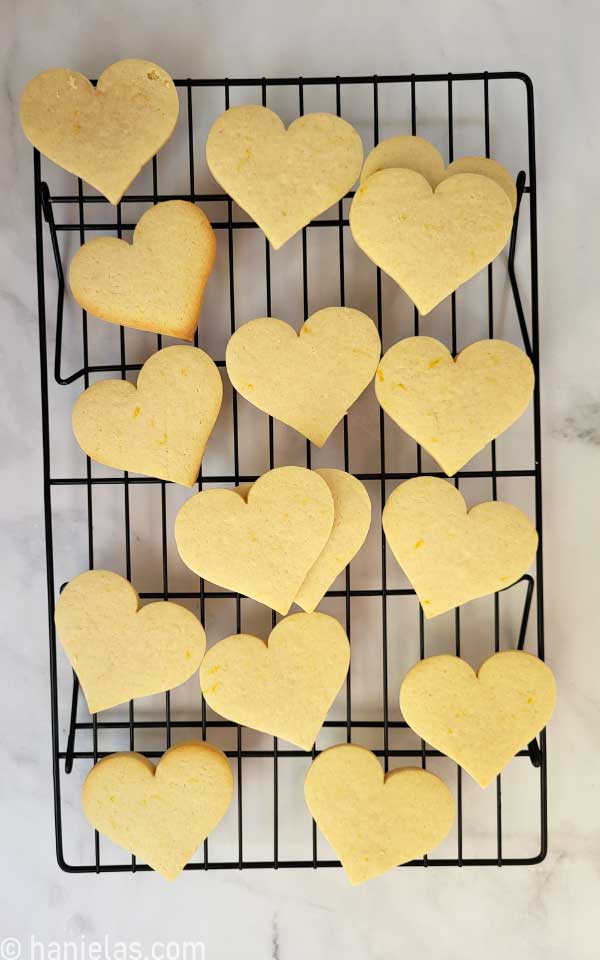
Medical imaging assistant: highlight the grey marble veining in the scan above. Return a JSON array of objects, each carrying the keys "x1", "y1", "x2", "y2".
[{"x1": 1, "y1": 1, "x2": 600, "y2": 958}]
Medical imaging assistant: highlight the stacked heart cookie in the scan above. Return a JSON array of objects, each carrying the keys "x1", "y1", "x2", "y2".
[
  {"x1": 174, "y1": 465, "x2": 371, "y2": 613},
  {"x1": 23, "y1": 61, "x2": 555, "y2": 885},
  {"x1": 351, "y1": 134, "x2": 516, "y2": 314}
]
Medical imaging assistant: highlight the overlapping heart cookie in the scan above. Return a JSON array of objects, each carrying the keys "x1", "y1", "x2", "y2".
[
  {"x1": 233, "y1": 468, "x2": 371, "y2": 612},
  {"x1": 350, "y1": 159, "x2": 514, "y2": 314},
  {"x1": 201, "y1": 612, "x2": 350, "y2": 750},
  {"x1": 70, "y1": 201, "x2": 216, "y2": 340},
  {"x1": 361, "y1": 134, "x2": 517, "y2": 211},
  {"x1": 350, "y1": 136, "x2": 517, "y2": 314},
  {"x1": 383, "y1": 476, "x2": 538, "y2": 618},
  {"x1": 54, "y1": 570, "x2": 206, "y2": 713},
  {"x1": 400, "y1": 651, "x2": 556, "y2": 787},
  {"x1": 304, "y1": 744, "x2": 455, "y2": 884},
  {"x1": 206, "y1": 105, "x2": 363, "y2": 248},
  {"x1": 83, "y1": 742, "x2": 233, "y2": 879},
  {"x1": 295, "y1": 468, "x2": 371, "y2": 611},
  {"x1": 20, "y1": 59, "x2": 179, "y2": 204},
  {"x1": 72, "y1": 345, "x2": 222, "y2": 487},
  {"x1": 226, "y1": 307, "x2": 381, "y2": 446},
  {"x1": 175, "y1": 466, "x2": 335, "y2": 614},
  {"x1": 376, "y1": 336, "x2": 534, "y2": 475}
]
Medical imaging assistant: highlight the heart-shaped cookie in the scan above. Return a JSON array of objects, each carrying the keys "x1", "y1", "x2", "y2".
[
  {"x1": 54, "y1": 570, "x2": 206, "y2": 713},
  {"x1": 382, "y1": 476, "x2": 538, "y2": 618},
  {"x1": 295, "y1": 469, "x2": 371, "y2": 611},
  {"x1": 375, "y1": 337, "x2": 534, "y2": 475},
  {"x1": 304, "y1": 744, "x2": 455, "y2": 884},
  {"x1": 361, "y1": 134, "x2": 517, "y2": 211},
  {"x1": 200, "y1": 612, "x2": 349, "y2": 749},
  {"x1": 232, "y1": 469, "x2": 371, "y2": 611},
  {"x1": 70, "y1": 201, "x2": 216, "y2": 340},
  {"x1": 226, "y1": 308, "x2": 381, "y2": 446},
  {"x1": 361, "y1": 135, "x2": 446, "y2": 188},
  {"x1": 175, "y1": 467, "x2": 334, "y2": 614},
  {"x1": 442, "y1": 157, "x2": 517, "y2": 212},
  {"x1": 82, "y1": 742, "x2": 233, "y2": 879},
  {"x1": 350, "y1": 168, "x2": 513, "y2": 315},
  {"x1": 20, "y1": 60, "x2": 179, "y2": 204},
  {"x1": 206, "y1": 105, "x2": 363, "y2": 249},
  {"x1": 400, "y1": 651, "x2": 556, "y2": 787},
  {"x1": 72, "y1": 345, "x2": 222, "y2": 487}
]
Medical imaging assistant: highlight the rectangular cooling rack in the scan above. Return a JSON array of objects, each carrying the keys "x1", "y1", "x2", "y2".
[{"x1": 33, "y1": 71, "x2": 546, "y2": 873}]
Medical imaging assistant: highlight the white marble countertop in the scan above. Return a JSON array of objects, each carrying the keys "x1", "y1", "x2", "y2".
[{"x1": 2, "y1": 1, "x2": 599, "y2": 957}]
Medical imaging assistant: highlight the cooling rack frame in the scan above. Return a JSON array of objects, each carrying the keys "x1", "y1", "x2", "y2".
[{"x1": 32, "y1": 70, "x2": 545, "y2": 873}]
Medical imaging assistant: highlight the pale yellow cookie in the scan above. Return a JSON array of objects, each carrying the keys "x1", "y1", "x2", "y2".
[
  {"x1": 295, "y1": 469, "x2": 371, "y2": 611},
  {"x1": 226, "y1": 308, "x2": 380, "y2": 446},
  {"x1": 361, "y1": 135, "x2": 517, "y2": 211},
  {"x1": 231, "y1": 469, "x2": 371, "y2": 611},
  {"x1": 375, "y1": 337, "x2": 534, "y2": 475},
  {"x1": 20, "y1": 60, "x2": 179, "y2": 204},
  {"x1": 70, "y1": 201, "x2": 216, "y2": 340},
  {"x1": 206, "y1": 105, "x2": 363, "y2": 249},
  {"x1": 445, "y1": 157, "x2": 517, "y2": 212},
  {"x1": 361, "y1": 135, "x2": 445, "y2": 187},
  {"x1": 200, "y1": 612, "x2": 349, "y2": 749},
  {"x1": 82, "y1": 742, "x2": 233, "y2": 879},
  {"x1": 175, "y1": 467, "x2": 334, "y2": 615},
  {"x1": 72, "y1": 345, "x2": 222, "y2": 487},
  {"x1": 400, "y1": 651, "x2": 556, "y2": 787},
  {"x1": 54, "y1": 570, "x2": 206, "y2": 713},
  {"x1": 382, "y1": 476, "x2": 538, "y2": 618},
  {"x1": 350, "y1": 169, "x2": 513, "y2": 315},
  {"x1": 304, "y1": 744, "x2": 455, "y2": 884}
]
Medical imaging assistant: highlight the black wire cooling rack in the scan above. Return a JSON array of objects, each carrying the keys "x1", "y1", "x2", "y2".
[{"x1": 33, "y1": 71, "x2": 546, "y2": 873}]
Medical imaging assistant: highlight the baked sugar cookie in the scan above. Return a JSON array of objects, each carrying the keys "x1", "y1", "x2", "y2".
[
  {"x1": 444, "y1": 157, "x2": 517, "y2": 212},
  {"x1": 206, "y1": 105, "x2": 363, "y2": 249},
  {"x1": 200, "y1": 612, "x2": 350, "y2": 749},
  {"x1": 361, "y1": 135, "x2": 517, "y2": 211},
  {"x1": 400, "y1": 651, "x2": 556, "y2": 787},
  {"x1": 70, "y1": 201, "x2": 216, "y2": 340},
  {"x1": 375, "y1": 337, "x2": 534, "y2": 475},
  {"x1": 361, "y1": 135, "x2": 446, "y2": 188},
  {"x1": 295, "y1": 469, "x2": 371, "y2": 611},
  {"x1": 54, "y1": 570, "x2": 206, "y2": 713},
  {"x1": 72, "y1": 345, "x2": 222, "y2": 487},
  {"x1": 20, "y1": 60, "x2": 179, "y2": 204},
  {"x1": 304, "y1": 744, "x2": 454, "y2": 884},
  {"x1": 232, "y1": 469, "x2": 371, "y2": 611},
  {"x1": 350, "y1": 169, "x2": 513, "y2": 315},
  {"x1": 175, "y1": 467, "x2": 334, "y2": 615},
  {"x1": 226, "y1": 308, "x2": 380, "y2": 446},
  {"x1": 82, "y1": 742, "x2": 233, "y2": 879},
  {"x1": 382, "y1": 476, "x2": 538, "y2": 618}
]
